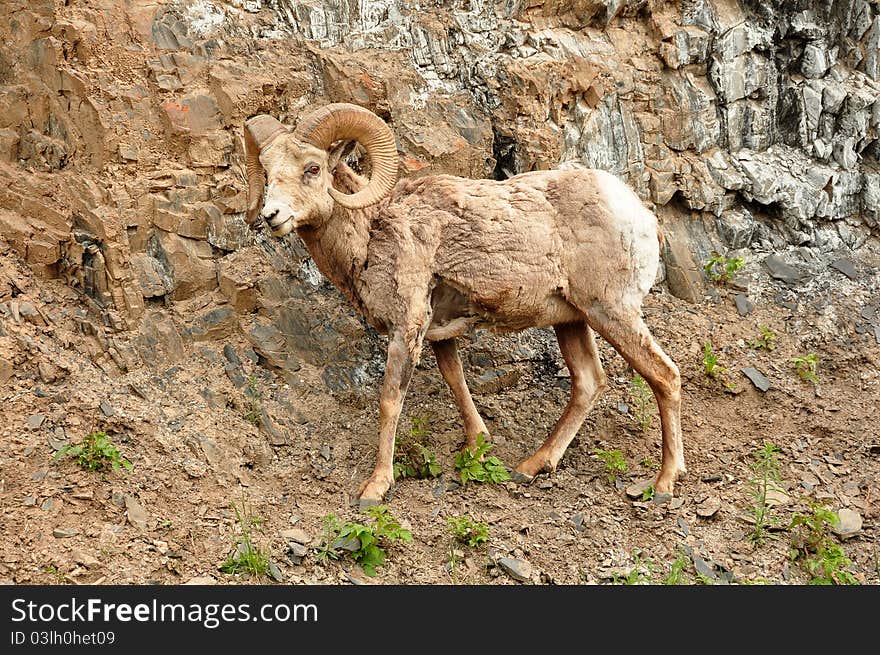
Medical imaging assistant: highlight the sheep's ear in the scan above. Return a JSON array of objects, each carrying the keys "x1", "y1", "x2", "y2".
[{"x1": 328, "y1": 140, "x2": 357, "y2": 170}]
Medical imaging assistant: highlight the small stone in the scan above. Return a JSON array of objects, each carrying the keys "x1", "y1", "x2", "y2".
[
  {"x1": 537, "y1": 479, "x2": 554, "y2": 489},
  {"x1": 696, "y1": 496, "x2": 722, "y2": 518},
  {"x1": 625, "y1": 478, "x2": 654, "y2": 499},
  {"x1": 833, "y1": 508, "x2": 862, "y2": 539},
  {"x1": 23, "y1": 495, "x2": 36, "y2": 506},
  {"x1": 333, "y1": 535, "x2": 361, "y2": 552},
  {"x1": 288, "y1": 542, "x2": 308, "y2": 558},
  {"x1": 741, "y1": 367, "x2": 771, "y2": 392},
  {"x1": 670, "y1": 497, "x2": 684, "y2": 510},
  {"x1": 280, "y1": 528, "x2": 311, "y2": 545},
  {"x1": 27, "y1": 414, "x2": 46, "y2": 429},
  {"x1": 111, "y1": 490, "x2": 126, "y2": 508},
  {"x1": 677, "y1": 518, "x2": 689, "y2": 535},
  {"x1": 653, "y1": 491, "x2": 673, "y2": 505},
  {"x1": 53, "y1": 527, "x2": 79, "y2": 538},
  {"x1": 764, "y1": 255, "x2": 805, "y2": 285},
  {"x1": 47, "y1": 429, "x2": 67, "y2": 452},
  {"x1": 267, "y1": 562, "x2": 283, "y2": 582},
  {"x1": 125, "y1": 495, "x2": 149, "y2": 530},
  {"x1": 72, "y1": 550, "x2": 101, "y2": 568},
  {"x1": 183, "y1": 459, "x2": 207, "y2": 478},
  {"x1": 616, "y1": 401, "x2": 630, "y2": 415},
  {"x1": 498, "y1": 557, "x2": 532, "y2": 583},
  {"x1": 184, "y1": 576, "x2": 217, "y2": 585},
  {"x1": 734, "y1": 293, "x2": 754, "y2": 316},
  {"x1": 99, "y1": 400, "x2": 116, "y2": 417},
  {"x1": 829, "y1": 258, "x2": 859, "y2": 280},
  {"x1": 765, "y1": 487, "x2": 791, "y2": 507},
  {"x1": 569, "y1": 513, "x2": 586, "y2": 533},
  {"x1": 41, "y1": 498, "x2": 56, "y2": 511}
]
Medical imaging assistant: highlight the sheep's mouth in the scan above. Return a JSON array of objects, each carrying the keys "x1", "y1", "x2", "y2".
[{"x1": 265, "y1": 214, "x2": 294, "y2": 237}]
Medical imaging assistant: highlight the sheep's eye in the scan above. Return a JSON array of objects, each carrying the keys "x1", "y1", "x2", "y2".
[{"x1": 305, "y1": 164, "x2": 320, "y2": 176}]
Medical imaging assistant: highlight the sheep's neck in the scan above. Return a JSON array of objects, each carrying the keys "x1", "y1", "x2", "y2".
[{"x1": 296, "y1": 165, "x2": 374, "y2": 321}]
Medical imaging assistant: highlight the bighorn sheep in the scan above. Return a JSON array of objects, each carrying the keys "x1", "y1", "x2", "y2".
[{"x1": 244, "y1": 103, "x2": 684, "y2": 507}]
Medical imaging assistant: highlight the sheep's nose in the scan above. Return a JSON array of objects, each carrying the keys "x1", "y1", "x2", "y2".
[{"x1": 261, "y1": 208, "x2": 279, "y2": 223}]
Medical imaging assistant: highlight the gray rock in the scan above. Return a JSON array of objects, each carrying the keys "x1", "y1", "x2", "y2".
[
  {"x1": 716, "y1": 210, "x2": 755, "y2": 249},
  {"x1": 833, "y1": 508, "x2": 862, "y2": 539},
  {"x1": 260, "y1": 408, "x2": 290, "y2": 446},
  {"x1": 280, "y1": 528, "x2": 312, "y2": 545},
  {"x1": 27, "y1": 414, "x2": 45, "y2": 429},
  {"x1": 53, "y1": 527, "x2": 79, "y2": 538},
  {"x1": 332, "y1": 535, "x2": 361, "y2": 552},
  {"x1": 625, "y1": 478, "x2": 654, "y2": 499},
  {"x1": 741, "y1": 367, "x2": 771, "y2": 392},
  {"x1": 99, "y1": 399, "x2": 116, "y2": 417},
  {"x1": 763, "y1": 255, "x2": 806, "y2": 285},
  {"x1": 287, "y1": 542, "x2": 308, "y2": 558},
  {"x1": 498, "y1": 556, "x2": 533, "y2": 583},
  {"x1": 267, "y1": 562, "x2": 283, "y2": 582},
  {"x1": 734, "y1": 293, "x2": 754, "y2": 316},
  {"x1": 125, "y1": 495, "x2": 149, "y2": 530},
  {"x1": 696, "y1": 496, "x2": 722, "y2": 518},
  {"x1": 829, "y1": 258, "x2": 859, "y2": 280}
]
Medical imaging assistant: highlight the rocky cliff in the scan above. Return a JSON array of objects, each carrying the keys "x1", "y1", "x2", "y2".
[{"x1": 0, "y1": 0, "x2": 877, "y2": 388}]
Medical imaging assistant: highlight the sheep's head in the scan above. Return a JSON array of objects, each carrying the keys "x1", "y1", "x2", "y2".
[{"x1": 244, "y1": 103, "x2": 399, "y2": 236}]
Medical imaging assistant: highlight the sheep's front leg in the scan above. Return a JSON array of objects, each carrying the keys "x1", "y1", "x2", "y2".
[
  {"x1": 431, "y1": 338, "x2": 489, "y2": 450},
  {"x1": 358, "y1": 329, "x2": 419, "y2": 508}
]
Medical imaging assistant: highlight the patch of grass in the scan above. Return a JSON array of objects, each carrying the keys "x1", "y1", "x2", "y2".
[
  {"x1": 746, "y1": 441, "x2": 783, "y2": 546},
  {"x1": 454, "y1": 433, "x2": 511, "y2": 485},
  {"x1": 748, "y1": 326, "x2": 777, "y2": 351},
  {"x1": 639, "y1": 455, "x2": 659, "y2": 470},
  {"x1": 662, "y1": 552, "x2": 689, "y2": 585},
  {"x1": 393, "y1": 416, "x2": 441, "y2": 480},
  {"x1": 629, "y1": 374, "x2": 654, "y2": 431},
  {"x1": 317, "y1": 506, "x2": 412, "y2": 577},
  {"x1": 704, "y1": 250, "x2": 744, "y2": 284},
  {"x1": 43, "y1": 565, "x2": 67, "y2": 584},
  {"x1": 788, "y1": 502, "x2": 858, "y2": 585},
  {"x1": 702, "y1": 341, "x2": 727, "y2": 379},
  {"x1": 791, "y1": 353, "x2": 819, "y2": 384},
  {"x1": 52, "y1": 431, "x2": 132, "y2": 472},
  {"x1": 447, "y1": 515, "x2": 489, "y2": 549},
  {"x1": 243, "y1": 375, "x2": 262, "y2": 426},
  {"x1": 593, "y1": 448, "x2": 627, "y2": 483},
  {"x1": 612, "y1": 550, "x2": 652, "y2": 585},
  {"x1": 219, "y1": 495, "x2": 271, "y2": 579}
]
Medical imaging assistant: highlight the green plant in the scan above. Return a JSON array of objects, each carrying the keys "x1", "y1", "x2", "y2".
[
  {"x1": 394, "y1": 417, "x2": 441, "y2": 479},
  {"x1": 702, "y1": 341, "x2": 727, "y2": 379},
  {"x1": 748, "y1": 326, "x2": 777, "y2": 351},
  {"x1": 243, "y1": 375, "x2": 262, "y2": 426},
  {"x1": 662, "y1": 552, "x2": 689, "y2": 585},
  {"x1": 43, "y1": 565, "x2": 66, "y2": 584},
  {"x1": 639, "y1": 455, "x2": 659, "y2": 470},
  {"x1": 788, "y1": 502, "x2": 858, "y2": 585},
  {"x1": 612, "y1": 550, "x2": 652, "y2": 585},
  {"x1": 593, "y1": 448, "x2": 627, "y2": 483},
  {"x1": 454, "y1": 433, "x2": 511, "y2": 485},
  {"x1": 746, "y1": 441, "x2": 783, "y2": 546},
  {"x1": 629, "y1": 374, "x2": 654, "y2": 430},
  {"x1": 320, "y1": 506, "x2": 412, "y2": 577},
  {"x1": 641, "y1": 485, "x2": 655, "y2": 502},
  {"x1": 447, "y1": 516, "x2": 489, "y2": 548},
  {"x1": 52, "y1": 431, "x2": 132, "y2": 472},
  {"x1": 219, "y1": 495, "x2": 271, "y2": 578},
  {"x1": 791, "y1": 353, "x2": 819, "y2": 384},
  {"x1": 704, "y1": 250, "x2": 744, "y2": 284}
]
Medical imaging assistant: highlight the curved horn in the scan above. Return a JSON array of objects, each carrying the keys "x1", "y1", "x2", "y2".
[
  {"x1": 294, "y1": 103, "x2": 399, "y2": 210},
  {"x1": 244, "y1": 115, "x2": 289, "y2": 224}
]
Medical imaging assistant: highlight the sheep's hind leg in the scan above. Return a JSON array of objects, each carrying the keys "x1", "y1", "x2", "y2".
[
  {"x1": 358, "y1": 329, "x2": 420, "y2": 508},
  {"x1": 584, "y1": 307, "x2": 685, "y2": 495},
  {"x1": 431, "y1": 338, "x2": 490, "y2": 450},
  {"x1": 514, "y1": 322, "x2": 607, "y2": 480}
]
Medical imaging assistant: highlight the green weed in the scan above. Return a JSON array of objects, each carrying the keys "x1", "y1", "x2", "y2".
[
  {"x1": 593, "y1": 448, "x2": 627, "y2": 483},
  {"x1": 702, "y1": 341, "x2": 727, "y2": 379},
  {"x1": 629, "y1": 374, "x2": 654, "y2": 431},
  {"x1": 791, "y1": 353, "x2": 819, "y2": 384},
  {"x1": 53, "y1": 431, "x2": 132, "y2": 473},
  {"x1": 447, "y1": 516, "x2": 489, "y2": 549},
  {"x1": 219, "y1": 495, "x2": 271, "y2": 579},
  {"x1": 704, "y1": 250, "x2": 744, "y2": 284},
  {"x1": 746, "y1": 441, "x2": 783, "y2": 546},
  {"x1": 318, "y1": 506, "x2": 412, "y2": 577},
  {"x1": 748, "y1": 326, "x2": 777, "y2": 351},
  {"x1": 394, "y1": 416, "x2": 441, "y2": 480},
  {"x1": 454, "y1": 433, "x2": 511, "y2": 485},
  {"x1": 788, "y1": 502, "x2": 858, "y2": 585}
]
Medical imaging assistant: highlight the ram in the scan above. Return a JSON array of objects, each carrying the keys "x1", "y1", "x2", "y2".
[{"x1": 244, "y1": 103, "x2": 684, "y2": 507}]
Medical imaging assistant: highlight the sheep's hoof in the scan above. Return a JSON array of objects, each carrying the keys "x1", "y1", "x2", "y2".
[
  {"x1": 357, "y1": 476, "x2": 391, "y2": 509},
  {"x1": 514, "y1": 455, "x2": 554, "y2": 481},
  {"x1": 510, "y1": 469, "x2": 534, "y2": 484}
]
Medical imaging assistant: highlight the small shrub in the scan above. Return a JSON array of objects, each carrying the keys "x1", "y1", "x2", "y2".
[
  {"x1": 748, "y1": 326, "x2": 777, "y2": 351},
  {"x1": 219, "y1": 496, "x2": 271, "y2": 578},
  {"x1": 702, "y1": 341, "x2": 727, "y2": 379},
  {"x1": 663, "y1": 552, "x2": 690, "y2": 585},
  {"x1": 629, "y1": 374, "x2": 654, "y2": 431},
  {"x1": 447, "y1": 516, "x2": 489, "y2": 548},
  {"x1": 791, "y1": 353, "x2": 819, "y2": 384},
  {"x1": 394, "y1": 417, "x2": 441, "y2": 480},
  {"x1": 454, "y1": 434, "x2": 511, "y2": 485},
  {"x1": 704, "y1": 250, "x2": 744, "y2": 284},
  {"x1": 746, "y1": 441, "x2": 783, "y2": 546},
  {"x1": 53, "y1": 431, "x2": 132, "y2": 472},
  {"x1": 789, "y1": 502, "x2": 858, "y2": 585},
  {"x1": 593, "y1": 448, "x2": 627, "y2": 483},
  {"x1": 317, "y1": 506, "x2": 412, "y2": 577},
  {"x1": 612, "y1": 550, "x2": 652, "y2": 585},
  {"x1": 243, "y1": 375, "x2": 262, "y2": 426}
]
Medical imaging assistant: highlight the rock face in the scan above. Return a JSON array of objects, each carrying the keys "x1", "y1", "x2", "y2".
[{"x1": 0, "y1": 0, "x2": 878, "y2": 387}]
